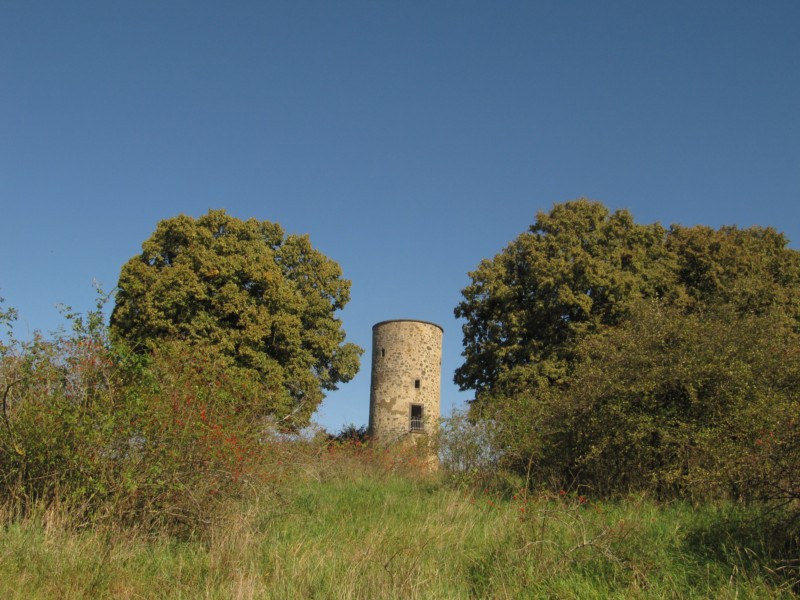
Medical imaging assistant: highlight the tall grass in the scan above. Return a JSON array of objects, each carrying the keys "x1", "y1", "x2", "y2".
[{"x1": 1, "y1": 445, "x2": 796, "y2": 599}]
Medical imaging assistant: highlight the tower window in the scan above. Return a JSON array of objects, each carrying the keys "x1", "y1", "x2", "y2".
[
  {"x1": 381, "y1": 349, "x2": 385, "y2": 357},
  {"x1": 414, "y1": 379, "x2": 420, "y2": 389},
  {"x1": 410, "y1": 404, "x2": 424, "y2": 432}
]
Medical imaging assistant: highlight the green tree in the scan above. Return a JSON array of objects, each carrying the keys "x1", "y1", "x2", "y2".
[
  {"x1": 456, "y1": 200, "x2": 800, "y2": 407},
  {"x1": 455, "y1": 199, "x2": 675, "y2": 405},
  {"x1": 666, "y1": 223, "x2": 800, "y2": 322},
  {"x1": 111, "y1": 210, "x2": 362, "y2": 428},
  {"x1": 455, "y1": 199, "x2": 800, "y2": 498}
]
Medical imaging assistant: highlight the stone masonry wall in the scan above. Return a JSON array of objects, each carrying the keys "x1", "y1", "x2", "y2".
[{"x1": 368, "y1": 320, "x2": 443, "y2": 443}]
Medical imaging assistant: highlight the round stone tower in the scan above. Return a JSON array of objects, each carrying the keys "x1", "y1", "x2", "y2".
[{"x1": 368, "y1": 319, "x2": 443, "y2": 444}]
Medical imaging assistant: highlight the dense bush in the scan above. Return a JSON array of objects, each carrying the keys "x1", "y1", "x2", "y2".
[
  {"x1": 0, "y1": 301, "x2": 276, "y2": 533},
  {"x1": 492, "y1": 301, "x2": 800, "y2": 502}
]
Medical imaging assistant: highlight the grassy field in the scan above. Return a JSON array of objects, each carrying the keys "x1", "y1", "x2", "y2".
[{"x1": 0, "y1": 449, "x2": 796, "y2": 599}]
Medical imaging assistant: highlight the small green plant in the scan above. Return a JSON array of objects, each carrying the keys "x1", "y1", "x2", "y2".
[{"x1": 438, "y1": 408, "x2": 504, "y2": 490}]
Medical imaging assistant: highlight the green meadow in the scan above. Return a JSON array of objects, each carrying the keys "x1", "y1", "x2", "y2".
[{"x1": 1, "y1": 447, "x2": 796, "y2": 599}]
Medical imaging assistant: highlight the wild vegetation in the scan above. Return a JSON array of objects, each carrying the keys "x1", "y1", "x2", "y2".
[
  {"x1": 1, "y1": 438, "x2": 798, "y2": 598},
  {"x1": 1, "y1": 203, "x2": 798, "y2": 596},
  {"x1": 456, "y1": 200, "x2": 800, "y2": 506}
]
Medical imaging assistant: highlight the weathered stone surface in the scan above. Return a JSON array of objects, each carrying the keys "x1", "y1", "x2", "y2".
[{"x1": 368, "y1": 320, "x2": 442, "y2": 445}]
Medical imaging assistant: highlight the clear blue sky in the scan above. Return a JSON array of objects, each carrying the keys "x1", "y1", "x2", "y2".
[{"x1": 2, "y1": 1, "x2": 798, "y2": 432}]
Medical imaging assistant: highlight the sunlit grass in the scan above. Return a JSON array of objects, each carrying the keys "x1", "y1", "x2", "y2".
[{"x1": 0, "y1": 455, "x2": 796, "y2": 599}]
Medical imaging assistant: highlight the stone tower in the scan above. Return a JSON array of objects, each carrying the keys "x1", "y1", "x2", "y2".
[{"x1": 368, "y1": 319, "x2": 443, "y2": 444}]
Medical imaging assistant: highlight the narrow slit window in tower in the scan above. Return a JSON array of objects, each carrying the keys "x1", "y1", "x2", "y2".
[
  {"x1": 410, "y1": 404, "x2": 424, "y2": 432},
  {"x1": 414, "y1": 379, "x2": 420, "y2": 389}
]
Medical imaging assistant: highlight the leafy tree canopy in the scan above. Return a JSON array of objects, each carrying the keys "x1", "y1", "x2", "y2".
[
  {"x1": 110, "y1": 210, "x2": 362, "y2": 428},
  {"x1": 456, "y1": 199, "x2": 800, "y2": 406},
  {"x1": 455, "y1": 199, "x2": 800, "y2": 501}
]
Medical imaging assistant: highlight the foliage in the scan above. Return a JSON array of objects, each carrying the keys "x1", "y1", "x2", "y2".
[
  {"x1": 328, "y1": 423, "x2": 370, "y2": 444},
  {"x1": 0, "y1": 300, "x2": 122, "y2": 512},
  {"x1": 456, "y1": 199, "x2": 800, "y2": 404},
  {"x1": 0, "y1": 301, "x2": 277, "y2": 534},
  {"x1": 455, "y1": 199, "x2": 800, "y2": 503},
  {"x1": 509, "y1": 301, "x2": 800, "y2": 500},
  {"x1": 667, "y1": 223, "x2": 800, "y2": 321},
  {"x1": 455, "y1": 199, "x2": 676, "y2": 399},
  {"x1": 113, "y1": 341, "x2": 279, "y2": 532},
  {"x1": 111, "y1": 209, "x2": 362, "y2": 429},
  {"x1": 438, "y1": 408, "x2": 504, "y2": 489},
  {"x1": 1, "y1": 291, "x2": 796, "y2": 596}
]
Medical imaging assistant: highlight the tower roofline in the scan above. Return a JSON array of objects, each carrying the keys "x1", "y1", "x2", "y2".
[{"x1": 372, "y1": 319, "x2": 444, "y2": 333}]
